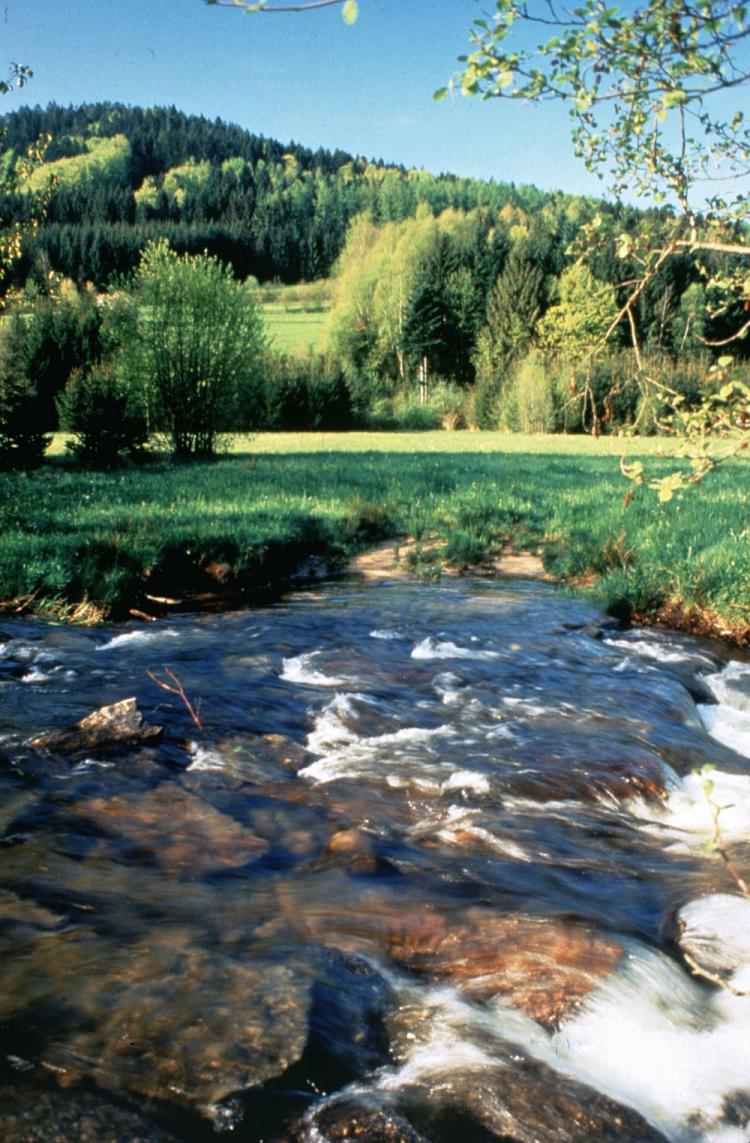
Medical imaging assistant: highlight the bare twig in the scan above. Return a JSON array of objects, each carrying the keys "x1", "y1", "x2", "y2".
[
  {"x1": 682, "y1": 948, "x2": 750, "y2": 997},
  {"x1": 147, "y1": 666, "x2": 203, "y2": 731},
  {"x1": 701, "y1": 766, "x2": 750, "y2": 899}
]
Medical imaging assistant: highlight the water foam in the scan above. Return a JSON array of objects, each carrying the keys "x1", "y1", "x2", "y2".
[
  {"x1": 376, "y1": 944, "x2": 750, "y2": 1141},
  {"x1": 604, "y1": 635, "x2": 715, "y2": 667},
  {"x1": 699, "y1": 661, "x2": 750, "y2": 759},
  {"x1": 280, "y1": 652, "x2": 348, "y2": 687},
  {"x1": 411, "y1": 637, "x2": 499, "y2": 661},
  {"x1": 300, "y1": 718, "x2": 455, "y2": 786},
  {"x1": 440, "y1": 770, "x2": 491, "y2": 795},
  {"x1": 186, "y1": 741, "x2": 227, "y2": 773},
  {"x1": 97, "y1": 628, "x2": 180, "y2": 652},
  {"x1": 420, "y1": 804, "x2": 530, "y2": 860},
  {"x1": 551, "y1": 946, "x2": 750, "y2": 1141},
  {"x1": 630, "y1": 767, "x2": 750, "y2": 848}
]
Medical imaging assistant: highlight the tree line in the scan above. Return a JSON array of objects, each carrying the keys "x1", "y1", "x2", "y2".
[
  {"x1": 0, "y1": 100, "x2": 747, "y2": 468},
  {"x1": 2, "y1": 101, "x2": 603, "y2": 288}
]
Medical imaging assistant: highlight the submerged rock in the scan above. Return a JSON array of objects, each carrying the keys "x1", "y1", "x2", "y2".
[
  {"x1": 1, "y1": 926, "x2": 313, "y2": 1117},
  {"x1": 385, "y1": 907, "x2": 623, "y2": 1029},
  {"x1": 289, "y1": 885, "x2": 623, "y2": 1030},
  {"x1": 0, "y1": 1083, "x2": 176, "y2": 1142},
  {"x1": 30, "y1": 698, "x2": 162, "y2": 756},
  {"x1": 72, "y1": 782, "x2": 270, "y2": 874}
]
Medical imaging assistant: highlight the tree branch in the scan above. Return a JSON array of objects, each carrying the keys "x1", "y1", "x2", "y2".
[{"x1": 205, "y1": 0, "x2": 345, "y2": 11}]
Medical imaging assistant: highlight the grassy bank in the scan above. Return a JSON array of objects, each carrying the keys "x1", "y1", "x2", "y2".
[{"x1": 2, "y1": 432, "x2": 749, "y2": 641}]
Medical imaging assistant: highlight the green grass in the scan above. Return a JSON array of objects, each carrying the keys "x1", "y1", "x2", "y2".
[
  {"x1": 260, "y1": 303, "x2": 329, "y2": 355},
  {"x1": 3, "y1": 431, "x2": 749, "y2": 637}
]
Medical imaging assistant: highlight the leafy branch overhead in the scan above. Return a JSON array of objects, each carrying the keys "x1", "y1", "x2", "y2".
[
  {"x1": 204, "y1": 0, "x2": 358, "y2": 21},
  {"x1": 438, "y1": 1, "x2": 750, "y2": 497},
  {"x1": 445, "y1": 1, "x2": 750, "y2": 211}
]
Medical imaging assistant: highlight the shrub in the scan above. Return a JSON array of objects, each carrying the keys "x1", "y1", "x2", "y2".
[
  {"x1": 0, "y1": 370, "x2": 49, "y2": 470},
  {"x1": 258, "y1": 352, "x2": 354, "y2": 430},
  {"x1": 128, "y1": 241, "x2": 265, "y2": 458},
  {"x1": 1, "y1": 285, "x2": 105, "y2": 430},
  {"x1": 465, "y1": 371, "x2": 504, "y2": 429},
  {"x1": 501, "y1": 351, "x2": 562, "y2": 433},
  {"x1": 57, "y1": 362, "x2": 149, "y2": 467}
]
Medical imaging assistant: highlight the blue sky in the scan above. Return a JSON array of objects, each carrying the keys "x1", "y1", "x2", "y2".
[{"x1": 3, "y1": 0, "x2": 602, "y2": 196}]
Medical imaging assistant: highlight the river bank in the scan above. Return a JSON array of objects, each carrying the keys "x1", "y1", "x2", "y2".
[{"x1": 1, "y1": 432, "x2": 748, "y2": 644}]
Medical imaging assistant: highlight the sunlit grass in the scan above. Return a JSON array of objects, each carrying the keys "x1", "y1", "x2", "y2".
[{"x1": 3, "y1": 431, "x2": 749, "y2": 635}]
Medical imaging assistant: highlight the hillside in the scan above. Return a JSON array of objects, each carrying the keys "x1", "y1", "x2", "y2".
[{"x1": 0, "y1": 101, "x2": 607, "y2": 289}]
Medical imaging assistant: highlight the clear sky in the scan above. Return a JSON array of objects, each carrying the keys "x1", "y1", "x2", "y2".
[{"x1": 3, "y1": 0, "x2": 605, "y2": 197}]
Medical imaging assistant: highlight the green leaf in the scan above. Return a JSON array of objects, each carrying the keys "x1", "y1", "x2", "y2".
[
  {"x1": 342, "y1": 0, "x2": 358, "y2": 25},
  {"x1": 433, "y1": 86, "x2": 449, "y2": 102}
]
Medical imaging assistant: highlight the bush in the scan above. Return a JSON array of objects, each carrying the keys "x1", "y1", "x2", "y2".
[
  {"x1": 258, "y1": 352, "x2": 354, "y2": 430},
  {"x1": 1, "y1": 285, "x2": 105, "y2": 430},
  {"x1": 128, "y1": 241, "x2": 265, "y2": 458},
  {"x1": 501, "y1": 351, "x2": 562, "y2": 433},
  {"x1": 57, "y1": 362, "x2": 149, "y2": 467},
  {"x1": 0, "y1": 371, "x2": 49, "y2": 470},
  {"x1": 363, "y1": 381, "x2": 465, "y2": 431}
]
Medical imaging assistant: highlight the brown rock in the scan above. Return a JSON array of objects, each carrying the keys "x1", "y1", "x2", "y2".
[
  {"x1": 322, "y1": 828, "x2": 377, "y2": 872},
  {"x1": 0, "y1": 1083, "x2": 177, "y2": 1142},
  {"x1": 0, "y1": 924, "x2": 312, "y2": 1117},
  {"x1": 397, "y1": 1060, "x2": 666, "y2": 1141},
  {"x1": 30, "y1": 699, "x2": 162, "y2": 756},
  {"x1": 387, "y1": 908, "x2": 623, "y2": 1028},
  {"x1": 73, "y1": 783, "x2": 269, "y2": 874},
  {"x1": 290, "y1": 1096, "x2": 429, "y2": 1142},
  {"x1": 49, "y1": 937, "x2": 312, "y2": 1114}
]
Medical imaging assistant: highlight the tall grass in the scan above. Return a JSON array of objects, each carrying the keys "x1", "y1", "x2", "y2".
[{"x1": 2, "y1": 431, "x2": 748, "y2": 637}]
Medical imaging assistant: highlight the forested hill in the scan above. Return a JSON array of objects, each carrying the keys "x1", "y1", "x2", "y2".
[{"x1": 1, "y1": 102, "x2": 603, "y2": 288}]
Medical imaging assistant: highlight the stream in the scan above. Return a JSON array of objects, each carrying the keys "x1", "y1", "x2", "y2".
[{"x1": 1, "y1": 575, "x2": 749, "y2": 1141}]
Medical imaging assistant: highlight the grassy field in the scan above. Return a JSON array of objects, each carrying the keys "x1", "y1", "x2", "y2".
[
  {"x1": 260, "y1": 304, "x2": 328, "y2": 354},
  {"x1": 2, "y1": 431, "x2": 749, "y2": 639},
  {"x1": 259, "y1": 283, "x2": 331, "y2": 355}
]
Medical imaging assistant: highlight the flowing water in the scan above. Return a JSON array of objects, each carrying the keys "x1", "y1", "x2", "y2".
[{"x1": 1, "y1": 576, "x2": 749, "y2": 1141}]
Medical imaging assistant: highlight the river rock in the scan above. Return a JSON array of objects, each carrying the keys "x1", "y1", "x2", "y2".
[
  {"x1": 290, "y1": 887, "x2": 622, "y2": 1029},
  {"x1": 290, "y1": 1095, "x2": 430, "y2": 1142},
  {"x1": 72, "y1": 783, "x2": 269, "y2": 874},
  {"x1": 3, "y1": 925, "x2": 313, "y2": 1117},
  {"x1": 506, "y1": 743, "x2": 670, "y2": 803},
  {"x1": 30, "y1": 698, "x2": 162, "y2": 756},
  {"x1": 321, "y1": 827, "x2": 377, "y2": 872},
  {"x1": 396, "y1": 1059, "x2": 666, "y2": 1141},
  {"x1": 0, "y1": 888, "x2": 63, "y2": 934},
  {"x1": 0, "y1": 1083, "x2": 177, "y2": 1142},
  {"x1": 675, "y1": 893, "x2": 750, "y2": 985},
  {"x1": 385, "y1": 907, "x2": 623, "y2": 1028},
  {"x1": 56, "y1": 943, "x2": 312, "y2": 1115}
]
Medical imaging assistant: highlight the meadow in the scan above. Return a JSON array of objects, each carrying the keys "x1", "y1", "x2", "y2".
[
  {"x1": 259, "y1": 282, "x2": 331, "y2": 355},
  {"x1": 260, "y1": 304, "x2": 328, "y2": 354},
  {"x1": 2, "y1": 431, "x2": 749, "y2": 640}
]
